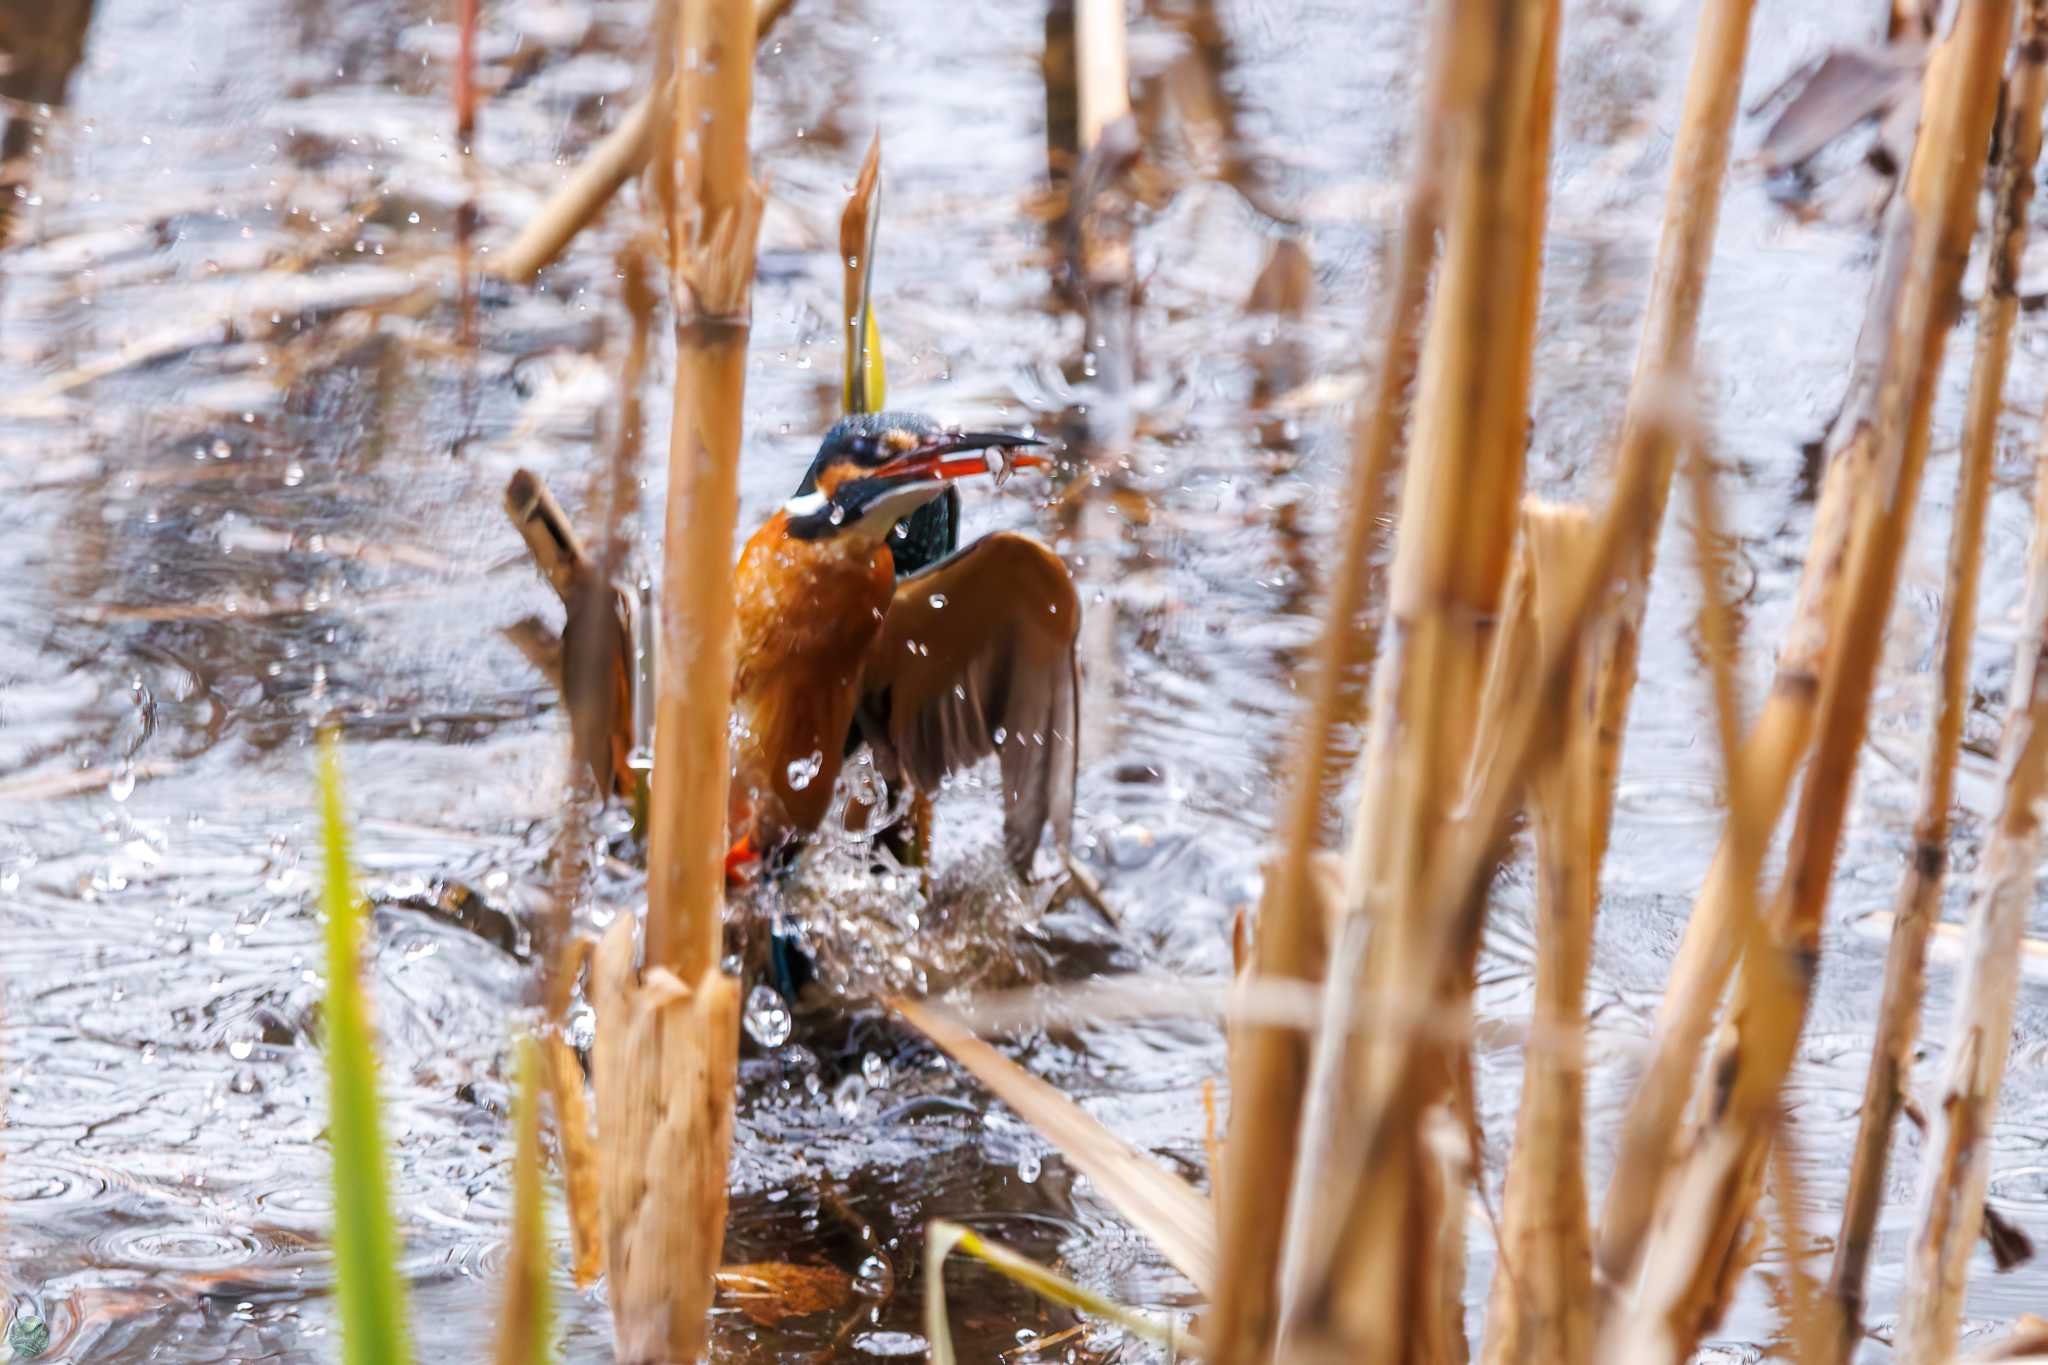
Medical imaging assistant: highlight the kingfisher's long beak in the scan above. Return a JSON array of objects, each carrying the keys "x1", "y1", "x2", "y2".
[{"x1": 869, "y1": 431, "x2": 1048, "y2": 485}]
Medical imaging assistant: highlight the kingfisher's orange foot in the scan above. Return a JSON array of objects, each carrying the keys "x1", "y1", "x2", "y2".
[{"x1": 724, "y1": 834, "x2": 761, "y2": 887}]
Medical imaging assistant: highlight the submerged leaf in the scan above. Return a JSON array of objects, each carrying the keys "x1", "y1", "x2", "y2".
[
  {"x1": 714, "y1": 1262, "x2": 856, "y2": 1327},
  {"x1": 319, "y1": 731, "x2": 414, "y2": 1365},
  {"x1": 1756, "y1": 44, "x2": 1925, "y2": 174}
]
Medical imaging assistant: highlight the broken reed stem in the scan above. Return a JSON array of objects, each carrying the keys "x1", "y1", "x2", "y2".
[
  {"x1": 1477, "y1": 504, "x2": 1604, "y2": 1365},
  {"x1": 1208, "y1": 13, "x2": 1451, "y2": 1363},
  {"x1": 1603, "y1": 5, "x2": 2015, "y2": 1350},
  {"x1": 1828, "y1": 6, "x2": 2048, "y2": 1354},
  {"x1": 1281, "y1": 1, "x2": 1559, "y2": 1355},
  {"x1": 1594, "y1": 0, "x2": 2015, "y2": 1295},
  {"x1": 586, "y1": 1, "x2": 761, "y2": 1360},
  {"x1": 489, "y1": 0, "x2": 791, "y2": 284},
  {"x1": 1896, "y1": 384, "x2": 2048, "y2": 1361}
]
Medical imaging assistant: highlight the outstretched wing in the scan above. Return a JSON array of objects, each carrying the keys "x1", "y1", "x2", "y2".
[{"x1": 858, "y1": 532, "x2": 1081, "y2": 873}]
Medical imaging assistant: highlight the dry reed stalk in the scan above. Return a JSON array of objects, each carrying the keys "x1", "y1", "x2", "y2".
[
  {"x1": 892, "y1": 998, "x2": 1217, "y2": 1295},
  {"x1": 1075, "y1": 0, "x2": 1130, "y2": 151},
  {"x1": 1206, "y1": 6, "x2": 1452, "y2": 1357},
  {"x1": 489, "y1": 0, "x2": 790, "y2": 284},
  {"x1": 1895, "y1": 425, "x2": 2048, "y2": 1359},
  {"x1": 1571, "y1": 0, "x2": 1762, "y2": 1271},
  {"x1": 1477, "y1": 503, "x2": 1605, "y2": 1365},
  {"x1": 1594, "y1": 0, "x2": 2015, "y2": 1291},
  {"x1": 590, "y1": 914, "x2": 740, "y2": 1362},
  {"x1": 545, "y1": 1033, "x2": 605, "y2": 1287},
  {"x1": 644, "y1": 0, "x2": 763, "y2": 977},
  {"x1": 585, "y1": 0, "x2": 761, "y2": 1357},
  {"x1": 455, "y1": 0, "x2": 479, "y2": 143},
  {"x1": 1285, "y1": 0, "x2": 1559, "y2": 1355},
  {"x1": 1827, "y1": 6, "x2": 2048, "y2": 1353},
  {"x1": 1585, "y1": 0, "x2": 1757, "y2": 858},
  {"x1": 1604, "y1": 12, "x2": 2013, "y2": 1348},
  {"x1": 1285, "y1": 365, "x2": 1677, "y2": 1364}
]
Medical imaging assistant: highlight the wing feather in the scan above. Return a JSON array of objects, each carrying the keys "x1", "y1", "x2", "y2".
[{"x1": 859, "y1": 532, "x2": 1081, "y2": 873}]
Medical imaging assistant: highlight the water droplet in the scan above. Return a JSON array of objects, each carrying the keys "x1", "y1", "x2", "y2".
[
  {"x1": 786, "y1": 750, "x2": 824, "y2": 791},
  {"x1": 828, "y1": 503, "x2": 845, "y2": 525},
  {"x1": 108, "y1": 765, "x2": 136, "y2": 802},
  {"x1": 928, "y1": 593, "x2": 947, "y2": 609},
  {"x1": 831, "y1": 1073, "x2": 867, "y2": 1119},
  {"x1": 854, "y1": 1254, "x2": 891, "y2": 1296},
  {"x1": 210, "y1": 438, "x2": 232, "y2": 460},
  {"x1": 992, "y1": 726, "x2": 1008, "y2": 746},
  {"x1": 861, "y1": 1052, "x2": 889, "y2": 1090},
  {"x1": 743, "y1": 984, "x2": 792, "y2": 1048},
  {"x1": 1016, "y1": 1150, "x2": 1042, "y2": 1183},
  {"x1": 227, "y1": 1037, "x2": 254, "y2": 1060}
]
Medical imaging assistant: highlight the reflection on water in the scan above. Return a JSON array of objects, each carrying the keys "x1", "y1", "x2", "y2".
[{"x1": 0, "y1": 0, "x2": 2044, "y2": 1359}]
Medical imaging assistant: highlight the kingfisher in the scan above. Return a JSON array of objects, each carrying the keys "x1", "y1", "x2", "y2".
[{"x1": 506, "y1": 411, "x2": 1080, "y2": 883}]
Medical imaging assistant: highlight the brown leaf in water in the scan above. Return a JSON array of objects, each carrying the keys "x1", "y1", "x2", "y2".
[
  {"x1": 714, "y1": 1262, "x2": 856, "y2": 1327},
  {"x1": 1983, "y1": 1203, "x2": 2036, "y2": 1273},
  {"x1": 1757, "y1": 44, "x2": 1925, "y2": 173}
]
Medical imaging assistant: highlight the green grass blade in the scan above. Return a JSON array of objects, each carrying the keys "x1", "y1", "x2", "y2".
[
  {"x1": 319, "y1": 731, "x2": 414, "y2": 1365},
  {"x1": 923, "y1": 1219, "x2": 1203, "y2": 1364}
]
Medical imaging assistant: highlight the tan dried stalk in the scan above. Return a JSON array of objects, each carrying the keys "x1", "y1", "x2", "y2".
[
  {"x1": 1075, "y1": 0, "x2": 1130, "y2": 150},
  {"x1": 1585, "y1": 0, "x2": 1758, "y2": 858},
  {"x1": 1207, "y1": 9, "x2": 1451, "y2": 1360},
  {"x1": 1603, "y1": 8, "x2": 2014, "y2": 1349},
  {"x1": 892, "y1": 998, "x2": 1216, "y2": 1295},
  {"x1": 587, "y1": 0, "x2": 761, "y2": 1358},
  {"x1": 644, "y1": 0, "x2": 764, "y2": 976},
  {"x1": 1577, "y1": 0, "x2": 1762, "y2": 1266},
  {"x1": 1284, "y1": 366, "x2": 1679, "y2": 1365},
  {"x1": 1895, "y1": 414, "x2": 2048, "y2": 1360},
  {"x1": 1281, "y1": 0, "x2": 1559, "y2": 1356},
  {"x1": 545, "y1": 1033, "x2": 605, "y2": 1287},
  {"x1": 1595, "y1": 0, "x2": 2015, "y2": 1291},
  {"x1": 489, "y1": 0, "x2": 791, "y2": 284},
  {"x1": 1828, "y1": 5, "x2": 2048, "y2": 1354},
  {"x1": 590, "y1": 915, "x2": 740, "y2": 1363},
  {"x1": 1478, "y1": 503, "x2": 1604, "y2": 1365}
]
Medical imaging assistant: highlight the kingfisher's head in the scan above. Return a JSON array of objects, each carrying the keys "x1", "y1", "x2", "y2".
[{"x1": 784, "y1": 411, "x2": 1044, "y2": 546}]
